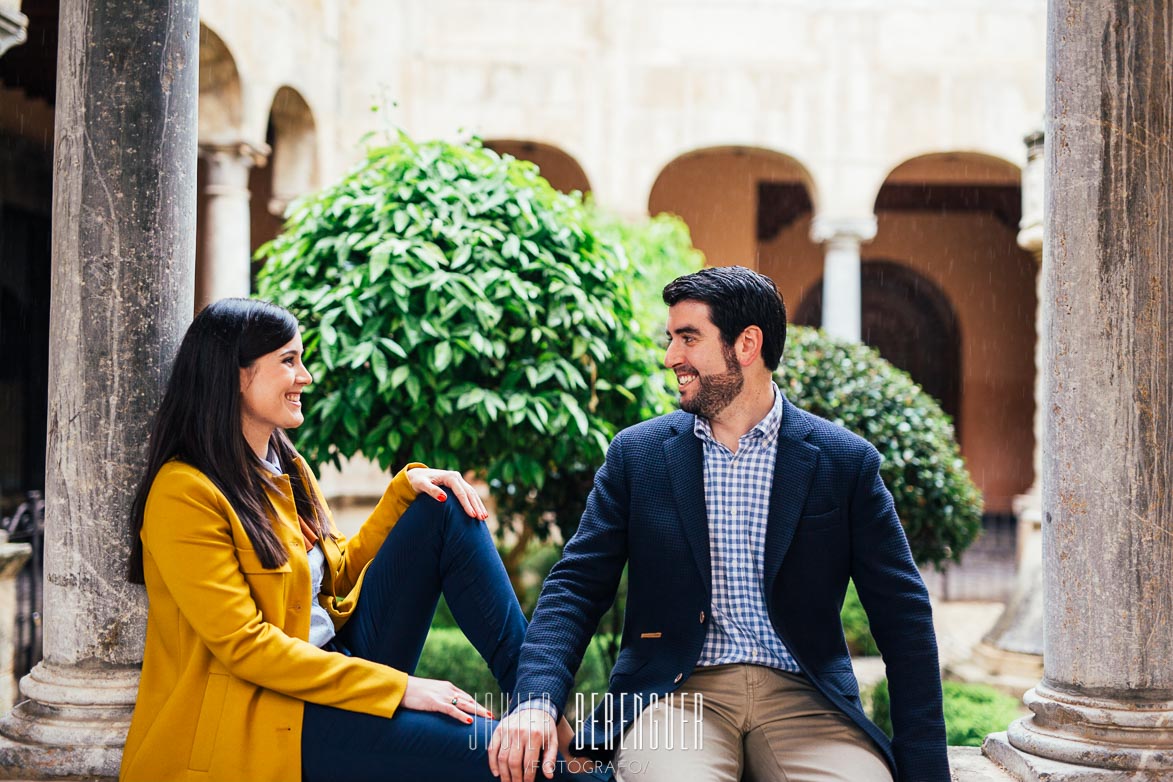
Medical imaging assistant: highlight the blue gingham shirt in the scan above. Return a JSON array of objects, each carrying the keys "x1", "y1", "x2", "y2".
[{"x1": 695, "y1": 384, "x2": 800, "y2": 672}]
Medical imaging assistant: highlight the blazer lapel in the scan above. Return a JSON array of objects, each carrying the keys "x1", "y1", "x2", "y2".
[
  {"x1": 764, "y1": 398, "x2": 819, "y2": 593},
  {"x1": 663, "y1": 417, "x2": 711, "y2": 591}
]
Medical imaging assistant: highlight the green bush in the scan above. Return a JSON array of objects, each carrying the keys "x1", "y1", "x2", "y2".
[
  {"x1": 780, "y1": 328, "x2": 983, "y2": 568},
  {"x1": 841, "y1": 580, "x2": 880, "y2": 656},
  {"x1": 589, "y1": 207, "x2": 704, "y2": 341},
  {"x1": 416, "y1": 627, "x2": 612, "y2": 717},
  {"x1": 255, "y1": 133, "x2": 666, "y2": 546},
  {"x1": 868, "y1": 679, "x2": 1022, "y2": 746}
]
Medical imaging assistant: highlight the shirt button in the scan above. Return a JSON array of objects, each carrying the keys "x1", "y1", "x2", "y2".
[
  {"x1": 674, "y1": 673, "x2": 683, "y2": 684},
  {"x1": 699, "y1": 611, "x2": 706, "y2": 623}
]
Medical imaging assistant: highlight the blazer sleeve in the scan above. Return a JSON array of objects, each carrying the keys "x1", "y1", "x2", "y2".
[
  {"x1": 512, "y1": 432, "x2": 631, "y2": 715},
  {"x1": 142, "y1": 467, "x2": 408, "y2": 718},
  {"x1": 848, "y1": 444, "x2": 950, "y2": 782}
]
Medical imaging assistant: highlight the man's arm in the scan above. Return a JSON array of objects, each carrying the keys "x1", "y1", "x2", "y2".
[
  {"x1": 490, "y1": 432, "x2": 632, "y2": 781},
  {"x1": 848, "y1": 444, "x2": 950, "y2": 782}
]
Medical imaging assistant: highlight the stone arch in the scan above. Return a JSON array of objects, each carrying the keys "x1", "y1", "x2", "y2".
[
  {"x1": 795, "y1": 261, "x2": 963, "y2": 428},
  {"x1": 648, "y1": 146, "x2": 818, "y2": 272},
  {"x1": 859, "y1": 150, "x2": 1036, "y2": 515},
  {"x1": 250, "y1": 86, "x2": 318, "y2": 262},
  {"x1": 266, "y1": 86, "x2": 318, "y2": 214},
  {"x1": 197, "y1": 23, "x2": 243, "y2": 142},
  {"x1": 869, "y1": 151, "x2": 1022, "y2": 214},
  {"x1": 483, "y1": 139, "x2": 591, "y2": 195},
  {"x1": 648, "y1": 146, "x2": 820, "y2": 328}
]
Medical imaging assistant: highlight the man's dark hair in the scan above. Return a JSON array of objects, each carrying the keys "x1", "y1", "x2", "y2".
[{"x1": 662, "y1": 265, "x2": 787, "y2": 370}]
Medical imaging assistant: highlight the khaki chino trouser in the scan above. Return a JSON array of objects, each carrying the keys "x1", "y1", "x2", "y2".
[{"x1": 612, "y1": 664, "x2": 893, "y2": 782}]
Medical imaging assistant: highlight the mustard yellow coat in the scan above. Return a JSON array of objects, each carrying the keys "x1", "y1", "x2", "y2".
[{"x1": 120, "y1": 456, "x2": 425, "y2": 782}]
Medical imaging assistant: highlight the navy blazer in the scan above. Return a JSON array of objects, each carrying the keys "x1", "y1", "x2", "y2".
[{"x1": 513, "y1": 397, "x2": 950, "y2": 781}]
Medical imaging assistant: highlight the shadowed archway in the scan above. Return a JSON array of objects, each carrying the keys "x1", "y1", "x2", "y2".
[{"x1": 796, "y1": 261, "x2": 962, "y2": 430}]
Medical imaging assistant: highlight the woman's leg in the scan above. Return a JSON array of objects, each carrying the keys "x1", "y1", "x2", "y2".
[
  {"x1": 334, "y1": 493, "x2": 528, "y2": 694},
  {"x1": 304, "y1": 495, "x2": 589, "y2": 782},
  {"x1": 302, "y1": 705, "x2": 500, "y2": 782}
]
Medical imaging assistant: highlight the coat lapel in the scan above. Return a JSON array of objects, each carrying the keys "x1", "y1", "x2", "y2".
[
  {"x1": 663, "y1": 414, "x2": 712, "y2": 591},
  {"x1": 764, "y1": 398, "x2": 819, "y2": 593}
]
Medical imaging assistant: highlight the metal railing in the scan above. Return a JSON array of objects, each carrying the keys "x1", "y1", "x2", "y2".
[{"x1": 1, "y1": 491, "x2": 44, "y2": 680}]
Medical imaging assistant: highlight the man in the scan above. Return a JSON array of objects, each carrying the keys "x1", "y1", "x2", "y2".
[{"x1": 489, "y1": 266, "x2": 948, "y2": 782}]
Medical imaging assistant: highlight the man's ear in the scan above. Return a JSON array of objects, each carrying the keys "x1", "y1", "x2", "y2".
[{"x1": 736, "y1": 326, "x2": 764, "y2": 367}]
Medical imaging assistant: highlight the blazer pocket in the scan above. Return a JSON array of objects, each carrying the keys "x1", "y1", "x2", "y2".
[
  {"x1": 798, "y1": 507, "x2": 842, "y2": 533},
  {"x1": 609, "y1": 653, "x2": 649, "y2": 681},
  {"x1": 235, "y1": 546, "x2": 292, "y2": 574},
  {"x1": 188, "y1": 673, "x2": 228, "y2": 771}
]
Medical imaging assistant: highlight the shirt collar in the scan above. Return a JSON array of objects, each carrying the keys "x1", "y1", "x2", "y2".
[
  {"x1": 259, "y1": 443, "x2": 283, "y2": 476},
  {"x1": 693, "y1": 383, "x2": 785, "y2": 447}
]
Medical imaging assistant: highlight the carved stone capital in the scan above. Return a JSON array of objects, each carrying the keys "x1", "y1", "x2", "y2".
[
  {"x1": 0, "y1": 6, "x2": 28, "y2": 59},
  {"x1": 198, "y1": 140, "x2": 271, "y2": 169},
  {"x1": 809, "y1": 215, "x2": 877, "y2": 247}
]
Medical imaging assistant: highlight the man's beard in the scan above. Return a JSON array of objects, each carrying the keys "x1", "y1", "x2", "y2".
[{"x1": 679, "y1": 344, "x2": 744, "y2": 419}]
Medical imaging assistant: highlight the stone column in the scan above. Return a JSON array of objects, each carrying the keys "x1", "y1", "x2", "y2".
[
  {"x1": 968, "y1": 131, "x2": 1045, "y2": 693},
  {"x1": 984, "y1": 2, "x2": 1173, "y2": 779},
  {"x1": 0, "y1": 0, "x2": 198, "y2": 778},
  {"x1": 810, "y1": 216, "x2": 876, "y2": 342},
  {"x1": 0, "y1": 2, "x2": 27, "y2": 59},
  {"x1": 196, "y1": 141, "x2": 268, "y2": 311}
]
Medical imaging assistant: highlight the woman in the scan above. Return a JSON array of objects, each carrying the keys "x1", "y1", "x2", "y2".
[{"x1": 120, "y1": 299, "x2": 581, "y2": 782}]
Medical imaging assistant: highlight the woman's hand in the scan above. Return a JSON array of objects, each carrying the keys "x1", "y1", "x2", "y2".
[
  {"x1": 402, "y1": 675, "x2": 494, "y2": 723},
  {"x1": 406, "y1": 467, "x2": 489, "y2": 520}
]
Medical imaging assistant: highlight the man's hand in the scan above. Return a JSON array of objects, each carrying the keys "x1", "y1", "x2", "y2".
[
  {"x1": 488, "y1": 708, "x2": 558, "y2": 782},
  {"x1": 556, "y1": 715, "x2": 592, "y2": 775}
]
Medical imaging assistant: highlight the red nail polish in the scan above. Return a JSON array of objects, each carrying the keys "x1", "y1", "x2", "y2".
[
  {"x1": 437, "y1": 493, "x2": 447, "y2": 502},
  {"x1": 466, "y1": 717, "x2": 473, "y2": 724}
]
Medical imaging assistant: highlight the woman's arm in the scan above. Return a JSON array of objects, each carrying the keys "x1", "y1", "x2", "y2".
[
  {"x1": 143, "y1": 465, "x2": 407, "y2": 718},
  {"x1": 306, "y1": 462, "x2": 488, "y2": 595},
  {"x1": 322, "y1": 462, "x2": 425, "y2": 595}
]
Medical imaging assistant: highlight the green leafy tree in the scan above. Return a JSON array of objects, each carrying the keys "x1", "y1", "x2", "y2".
[
  {"x1": 780, "y1": 327, "x2": 983, "y2": 569},
  {"x1": 255, "y1": 134, "x2": 667, "y2": 588}
]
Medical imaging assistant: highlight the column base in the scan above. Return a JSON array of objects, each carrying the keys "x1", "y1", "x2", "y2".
[
  {"x1": 0, "y1": 663, "x2": 139, "y2": 780},
  {"x1": 981, "y1": 682, "x2": 1173, "y2": 779},
  {"x1": 984, "y1": 732, "x2": 1168, "y2": 781}
]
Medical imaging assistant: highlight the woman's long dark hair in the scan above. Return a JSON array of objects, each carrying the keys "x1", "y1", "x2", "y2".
[{"x1": 127, "y1": 298, "x2": 331, "y2": 583}]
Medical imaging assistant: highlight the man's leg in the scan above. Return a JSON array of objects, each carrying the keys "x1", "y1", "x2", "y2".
[
  {"x1": 742, "y1": 668, "x2": 892, "y2": 782},
  {"x1": 612, "y1": 665, "x2": 748, "y2": 782}
]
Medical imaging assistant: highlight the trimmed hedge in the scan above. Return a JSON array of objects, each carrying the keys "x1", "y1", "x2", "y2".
[
  {"x1": 869, "y1": 678, "x2": 1023, "y2": 746},
  {"x1": 780, "y1": 327, "x2": 983, "y2": 569}
]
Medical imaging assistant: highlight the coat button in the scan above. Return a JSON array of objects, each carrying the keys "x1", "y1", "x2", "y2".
[
  {"x1": 674, "y1": 673, "x2": 683, "y2": 684},
  {"x1": 699, "y1": 611, "x2": 706, "y2": 623}
]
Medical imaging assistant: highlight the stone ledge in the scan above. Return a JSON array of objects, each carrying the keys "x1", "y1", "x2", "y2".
[{"x1": 951, "y1": 746, "x2": 1016, "y2": 781}]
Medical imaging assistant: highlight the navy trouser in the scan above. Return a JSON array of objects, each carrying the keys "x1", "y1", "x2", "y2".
[{"x1": 302, "y1": 494, "x2": 583, "y2": 782}]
